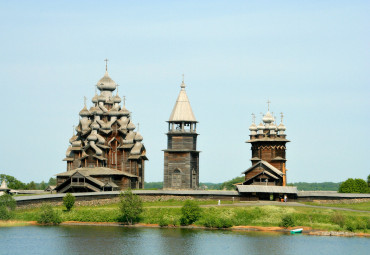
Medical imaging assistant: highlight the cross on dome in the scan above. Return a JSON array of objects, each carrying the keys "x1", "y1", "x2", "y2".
[
  {"x1": 104, "y1": 58, "x2": 109, "y2": 71},
  {"x1": 116, "y1": 84, "x2": 119, "y2": 94}
]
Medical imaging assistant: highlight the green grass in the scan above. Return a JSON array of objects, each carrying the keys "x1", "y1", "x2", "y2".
[
  {"x1": 14, "y1": 193, "x2": 49, "y2": 197},
  {"x1": 143, "y1": 199, "x2": 233, "y2": 207},
  {"x1": 302, "y1": 201, "x2": 370, "y2": 211},
  {"x1": 9, "y1": 200, "x2": 370, "y2": 232}
]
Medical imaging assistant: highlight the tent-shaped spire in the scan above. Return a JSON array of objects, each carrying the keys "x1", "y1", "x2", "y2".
[
  {"x1": 0, "y1": 180, "x2": 9, "y2": 190},
  {"x1": 168, "y1": 80, "x2": 196, "y2": 122}
]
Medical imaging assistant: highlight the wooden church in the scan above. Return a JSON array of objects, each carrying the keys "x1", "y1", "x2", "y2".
[
  {"x1": 55, "y1": 61, "x2": 148, "y2": 193},
  {"x1": 163, "y1": 78, "x2": 200, "y2": 189},
  {"x1": 237, "y1": 102, "x2": 297, "y2": 200}
]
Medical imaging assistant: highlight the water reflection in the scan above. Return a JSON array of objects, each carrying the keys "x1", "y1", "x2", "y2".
[{"x1": 0, "y1": 226, "x2": 369, "y2": 255}]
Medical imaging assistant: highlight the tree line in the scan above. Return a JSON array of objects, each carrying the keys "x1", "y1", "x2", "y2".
[
  {"x1": 2, "y1": 173, "x2": 369, "y2": 193},
  {"x1": 0, "y1": 174, "x2": 56, "y2": 190}
]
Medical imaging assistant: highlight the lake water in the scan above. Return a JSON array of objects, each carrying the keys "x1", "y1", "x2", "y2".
[{"x1": 0, "y1": 225, "x2": 369, "y2": 255}]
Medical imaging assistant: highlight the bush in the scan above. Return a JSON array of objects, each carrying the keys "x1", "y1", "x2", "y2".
[
  {"x1": 180, "y1": 200, "x2": 202, "y2": 226},
  {"x1": 366, "y1": 218, "x2": 370, "y2": 230},
  {"x1": 0, "y1": 193, "x2": 16, "y2": 211},
  {"x1": 159, "y1": 216, "x2": 170, "y2": 227},
  {"x1": 37, "y1": 204, "x2": 62, "y2": 225},
  {"x1": 331, "y1": 212, "x2": 346, "y2": 228},
  {"x1": 0, "y1": 194, "x2": 16, "y2": 220},
  {"x1": 119, "y1": 189, "x2": 143, "y2": 224},
  {"x1": 201, "y1": 215, "x2": 233, "y2": 229},
  {"x1": 0, "y1": 205, "x2": 12, "y2": 220},
  {"x1": 281, "y1": 215, "x2": 295, "y2": 228},
  {"x1": 339, "y1": 178, "x2": 369, "y2": 193},
  {"x1": 345, "y1": 221, "x2": 356, "y2": 232},
  {"x1": 356, "y1": 219, "x2": 367, "y2": 230},
  {"x1": 63, "y1": 193, "x2": 75, "y2": 211}
]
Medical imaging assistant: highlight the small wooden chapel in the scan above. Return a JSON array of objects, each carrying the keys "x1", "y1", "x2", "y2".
[{"x1": 237, "y1": 101, "x2": 297, "y2": 200}]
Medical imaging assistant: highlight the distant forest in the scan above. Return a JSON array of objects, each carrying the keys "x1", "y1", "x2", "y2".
[
  {"x1": 145, "y1": 180, "x2": 342, "y2": 191},
  {"x1": 1, "y1": 173, "x2": 341, "y2": 191},
  {"x1": 288, "y1": 182, "x2": 341, "y2": 191},
  {"x1": 0, "y1": 174, "x2": 56, "y2": 190}
]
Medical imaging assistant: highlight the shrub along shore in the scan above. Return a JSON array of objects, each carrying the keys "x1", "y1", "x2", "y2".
[{"x1": 3, "y1": 199, "x2": 370, "y2": 236}]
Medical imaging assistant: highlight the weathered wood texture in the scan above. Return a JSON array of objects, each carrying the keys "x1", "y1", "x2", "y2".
[
  {"x1": 246, "y1": 135, "x2": 288, "y2": 186},
  {"x1": 164, "y1": 133, "x2": 199, "y2": 189}
]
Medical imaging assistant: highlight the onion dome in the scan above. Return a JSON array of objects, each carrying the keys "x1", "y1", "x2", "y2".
[
  {"x1": 106, "y1": 97, "x2": 114, "y2": 104},
  {"x1": 249, "y1": 123, "x2": 258, "y2": 131},
  {"x1": 257, "y1": 122, "x2": 265, "y2": 130},
  {"x1": 127, "y1": 121, "x2": 136, "y2": 130},
  {"x1": 97, "y1": 71, "x2": 117, "y2": 91},
  {"x1": 79, "y1": 106, "x2": 91, "y2": 117},
  {"x1": 269, "y1": 122, "x2": 277, "y2": 130},
  {"x1": 113, "y1": 94, "x2": 121, "y2": 103},
  {"x1": 135, "y1": 132, "x2": 143, "y2": 141},
  {"x1": 118, "y1": 106, "x2": 130, "y2": 116},
  {"x1": 98, "y1": 94, "x2": 106, "y2": 102},
  {"x1": 94, "y1": 105, "x2": 104, "y2": 115},
  {"x1": 69, "y1": 135, "x2": 78, "y2": 144},
  {"x1": 91, "y1": 121, "x2": 100, "y2": 130},
  {"x1": 108, "y1": 108, "x2": 119, "y2": 116},
  {"x1": 89, "y1": 106, "x2": 97, "y2": 114},
  {"x1": 262, "y1": 111, "x2": 274, "y2": 123},
  {"x1": 278, "y1": 123, "x2": 286, "y2": 131},
  {"x1": 131, "y1": 142, "x2": 143, "y2": 155},
  {"x1": 65, "y1": 146, "x2": 72, "y2": 157},
  {"x1": 92, "y1": 94, "x2": 98, "y2": 103},
  {"x1": 72, "y1": 140, "x2": 82, "y2": 147},
  {"x1": 87, "y1": 133, "x2": 97, "y2": 141}
]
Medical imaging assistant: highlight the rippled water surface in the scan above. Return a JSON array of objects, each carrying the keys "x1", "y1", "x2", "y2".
[{"x1": 0, "y1": 225, "x2": 369, "y2": 255}]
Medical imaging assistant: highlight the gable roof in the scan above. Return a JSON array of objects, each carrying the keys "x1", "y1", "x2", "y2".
[
  {"x1": 242, "y1": 160, "x2": 283, "y2": 176},
  {"x1": 244, "y1": 170, "x2": 279, "y2": 184},
  {"x1": 56, "y1": 167, "x2": 138, "y2": 178},
  {"x1": 169, "y1": 83, "x2": 196, "y2": 122}
]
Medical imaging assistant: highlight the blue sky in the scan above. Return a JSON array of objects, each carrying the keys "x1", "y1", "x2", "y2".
[{"x1": 0, "y1": 1, "x2": 369, "y2": 183}]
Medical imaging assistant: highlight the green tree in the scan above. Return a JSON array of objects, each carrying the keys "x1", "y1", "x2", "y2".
[
  {"x1": 367, "y1": 174, "x2": 370, "y2": 187},
  {"x1": 26, "y1": 181, "x2": 37, "y2": 190},
  {"x1": 143, "y1": 182, "x2": 163, "y2": 189},
  {"x1": 0, "y1": 174, "x2": 27, "y2": 189},
  {"x1": 48, "y1": 177, "x2": 57, "y2": 186},
  {"x1": 63, "y1": 193, "x2": 76, "y2": 211},
  {"x1": 180, "y1": 200, "x2": 202, "y2": 226},
  {"x1": 0, "y1": 194, "x2": 16, "y2": 220},
  {"x1": 119, "y1": 189, "x2": 143, "y2": 224},
  {"x1": 39, "y1": 181, "x2": 47, "y2": 190},
  {"x1": 339, "y1": 178, "x2": 369, "y2": 193},
  {"x1": 220, "y1": 176, "x2": 245, "y2": 190},
  {"x1": 353, "y1": 179, "x2": 369, "y2": 193},
  {"x1": 0, "y1": 193, "x2": 16, "y2": 210},
  {"x1": 289, "y1": 182, "x2": 341, "y2": 191},
  {"x1": 37, "y1": 204, "x2": 62, "y2": 225}
]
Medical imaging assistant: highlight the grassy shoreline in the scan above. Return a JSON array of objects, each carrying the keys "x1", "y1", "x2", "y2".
[
  {"x1": 3, "y1": 200, "x2": 370, "y2": 236},
  {"x1": 1, "y1": 220, "x2": 369, "y2": 238}
]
